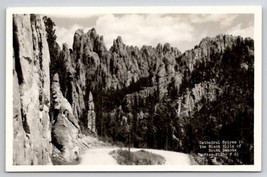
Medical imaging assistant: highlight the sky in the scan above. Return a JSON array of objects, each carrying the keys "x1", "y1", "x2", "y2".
[{"x1": 45, "y1": 13, "x2": 254, "y2": 53}]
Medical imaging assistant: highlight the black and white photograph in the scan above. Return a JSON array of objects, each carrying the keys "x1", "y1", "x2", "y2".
[{"x1": 6, "y1": 6, "x2": 262, "y2": 171}]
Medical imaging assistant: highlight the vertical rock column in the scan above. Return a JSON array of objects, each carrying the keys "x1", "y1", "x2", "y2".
[
  {"x1": 87, "y1": 92, "x2": 96, "y2": 134},
  {"x1": 13, "y1": 14, "x2": 52, "y2": 165}
]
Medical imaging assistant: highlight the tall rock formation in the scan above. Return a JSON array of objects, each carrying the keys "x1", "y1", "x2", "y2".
[
  {"x1": 13, "y1": 14, "x2": 52, "y2": 165},
  {"x1": 51, "y1": 73, "x2": 80, "y2": 162},
  {"x1": 87, "y1": 92, "x2": 96, "y2": 134}
]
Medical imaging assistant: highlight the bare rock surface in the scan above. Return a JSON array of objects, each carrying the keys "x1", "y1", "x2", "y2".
[{"x1": 13, "y1": 14, "x2": 52, "y2": 165}]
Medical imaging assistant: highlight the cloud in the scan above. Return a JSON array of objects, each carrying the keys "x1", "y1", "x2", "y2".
[
  {"x1": 95, "y1": 14, "x2": 194, "y2": 49},
  {"x1": 49, "y1": 13, "x2": 98, "y2": 19},
  {"x1": 226, "y1": 23, "x2": 254, "y2": 38},
  {"x1": 189, "y1": 14, "x2": 238, "y2": 28},
  {"x1": 55, "y1": 24, "x2": 90, "y2": 48},
  {"x1": 53, "y1": 14, "x2": 252, "y2": 53},
  {"x1": 199, "y1": 31, "x2": 209, "y2": 40},
  {"x1": 55, "y1": 14, "x2": 195, "y2": 51}
]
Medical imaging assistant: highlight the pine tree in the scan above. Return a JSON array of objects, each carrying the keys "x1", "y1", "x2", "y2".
[
  {"x1": 43, "y1": 16, "x2": 57, "y2": 47},
  {"x1": 43, "y1": 16, "x2": 61, "y2": 77}
]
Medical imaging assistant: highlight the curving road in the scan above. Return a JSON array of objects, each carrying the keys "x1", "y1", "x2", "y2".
[{"x1": 79, "y1": 147, "x2": 191, "y2": 165}]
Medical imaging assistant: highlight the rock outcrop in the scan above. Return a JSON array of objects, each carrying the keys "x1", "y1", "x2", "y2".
[
  {"x1": 51, "y1": 74, "x2": 80, "y2": 162},
  {"x1": 13, "y1": 14, "x2": 52, "y2": 165},
  {"x1": 87, "y1": 92, "x2": 96, "y2": 134}
]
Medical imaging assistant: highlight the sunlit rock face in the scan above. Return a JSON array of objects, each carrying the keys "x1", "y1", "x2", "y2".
[{"x1": 13, "y1": 14, "x2": 52, "y2": 165}]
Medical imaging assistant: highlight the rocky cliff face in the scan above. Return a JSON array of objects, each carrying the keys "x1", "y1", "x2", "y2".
[
  {"x1": 13, "y1": 14, "x2": 52, "y2": 165},
  {"x1": 12, "y1": 14, "x2": 87, "y2": 165}
]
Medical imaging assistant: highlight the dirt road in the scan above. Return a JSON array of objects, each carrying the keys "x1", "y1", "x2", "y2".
[{"x1": 79, "y1": 147, "x2": 191, "y2": 165}]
